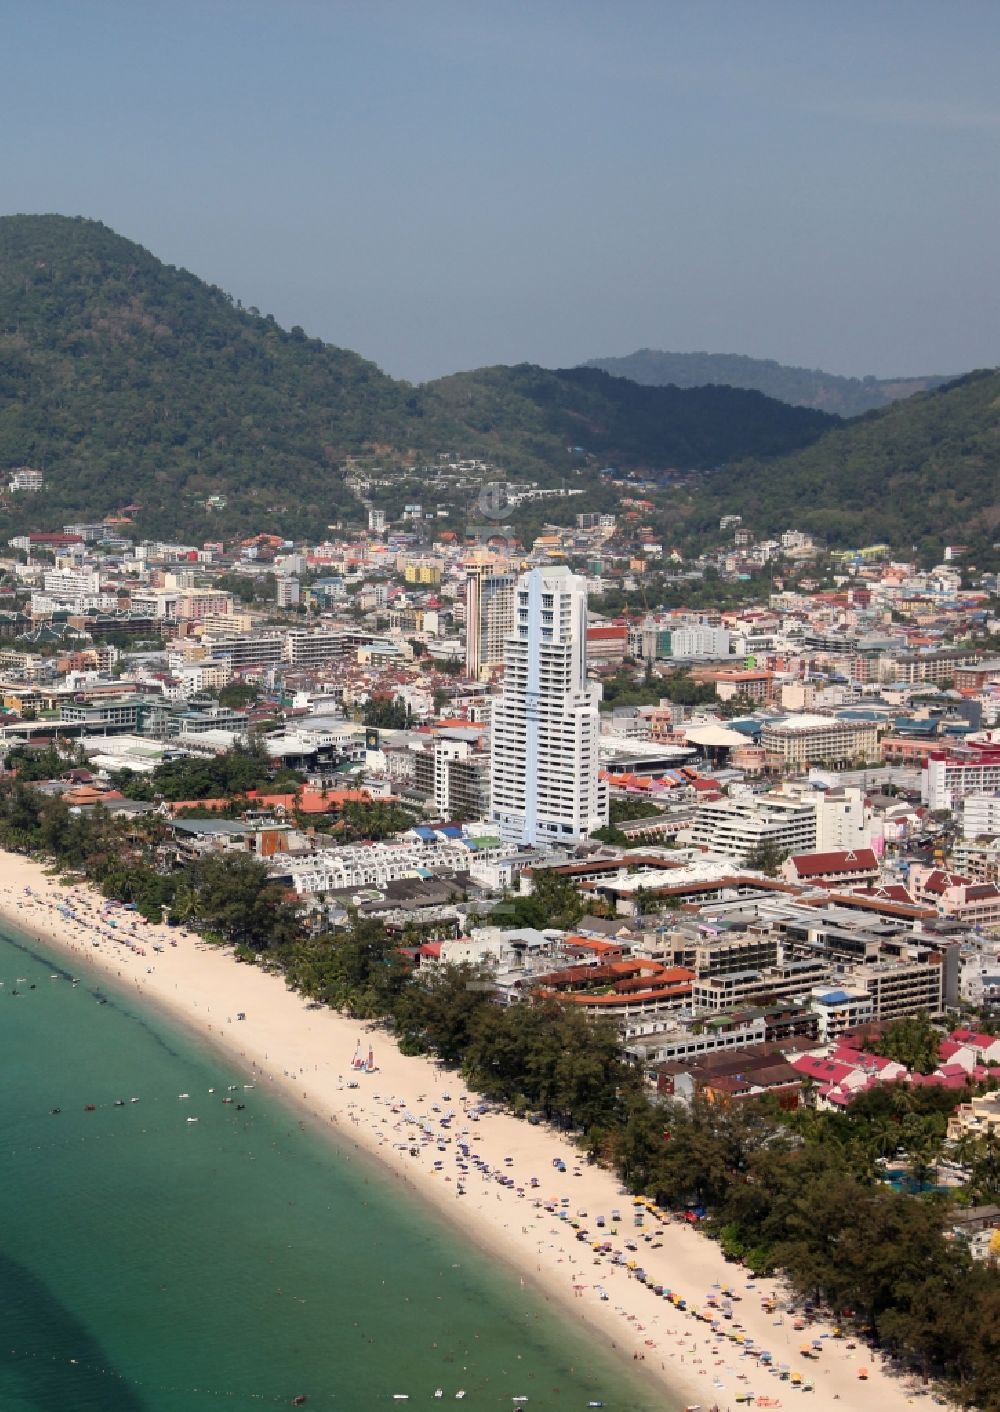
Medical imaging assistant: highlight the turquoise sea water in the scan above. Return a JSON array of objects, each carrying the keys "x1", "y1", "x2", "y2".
[{"x1": 0, "y1": 923, "x2": 664, "y2": 1412}]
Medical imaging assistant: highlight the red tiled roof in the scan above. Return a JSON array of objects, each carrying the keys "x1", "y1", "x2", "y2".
[
  {"x1": 951, "y1": 1029, "x2": 1000, "y2": 1051},
  {"x1": 789, "y1": 849, "x2": 878, "y2": 878},
  {"x1": 851, "y1": 884, "x2": 916, "y2": 905},
  {"x1": 919, "y1": 869, "x2": 973, "y2": 894}
]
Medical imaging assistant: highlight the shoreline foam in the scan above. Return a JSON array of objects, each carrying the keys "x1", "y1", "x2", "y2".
[{"x1": 2, "y1": 848, "x2": 941, "y2": 1412}]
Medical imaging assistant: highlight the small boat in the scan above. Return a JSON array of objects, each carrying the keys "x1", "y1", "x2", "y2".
[
  {"x1": 186, "y1": 1117, "x2": 199, "y2": 1124},
  {"x1": 434, "y1": 1392, "x2": 443, "y2": 1400},
  {"x1": 114, "y1": 1099, "x2": 125, "y2": 1107},
  {"x1": 130, "y1": 1097, "x2": 140, "y2": 1103},
  {"x1": 84, "y1": 1104, "x2": 96, "y2": 1112},
  {"x1": 178, "y1": 1093, "x2": 190, "y2": 1100},
  {"x1": 50, "y1": 1108, "x2": 61, "y2": 1115}
]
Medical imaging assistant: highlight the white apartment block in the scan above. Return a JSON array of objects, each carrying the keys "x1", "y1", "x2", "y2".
[
  {"x1": 173, "y1": 661, "x2": 233, "y2": 696},
  {"x1": 684, "y1": 785, "x2": 870, "y2": 864},
  {"x1": 131, "y1": 590, "x2": 180, "y2": 620},
  {"x1": 275, "y1": 575, "x2": 301, "y2": 608},
  {"x1": 43, "y1": 568, "x2": 101, "y2": 599},
  {"x1": 962, "y1": 793, "x2": 1000, "y2": 840},
  {"x1": 280, "y1": 836, "x2": 512, "y2": 895},
  {"x1": 490, "y1": 566, "x2": 608, "y2": 846},
  {"x1": 669, "y1": 625, "x2": 732, "y2": 659},
  {"x1": 923, "y1": 751, "x2": 1000, "y2": 812},
  {"x1": 202, "y1": 633, "x2": 286, "y2": 671},
  {"x1": 9, "y1": 466, "x2": 44, "y2": 492},
  {"x1": 810, "y1": 986, "x2": 875, "y2": 1040}
]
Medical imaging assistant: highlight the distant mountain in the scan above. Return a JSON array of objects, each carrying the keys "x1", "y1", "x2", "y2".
[
  {"x1": 582, "y1": 349, "x2": 949, "y2": 417},
  {"x1": 686, "y1": 368, "x2": 1000, "y2": 557},
  {"x1": 0, "y1": 215, "x2": 836, "y2": 538}
]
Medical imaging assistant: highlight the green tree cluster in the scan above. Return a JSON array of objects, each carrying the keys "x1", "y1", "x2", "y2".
[
  {"x1": 115, "y1": 739, "x2": 302, "y2": 802},
  {"x1": 871, "y1": 1012, "x2": 943, "y2": 1075},
  {"x1": 362, "y1": 696, "x2": 413, "y2": 730},
  {"x1": 501, "y1": 869, "x2": 586, "y2": 931},
  {"x1": 335, "y1": 800, "x2": 416, "y2": 842},
  {"x1": 171, "y1": 853, "x2": 300, "y2": 950}
]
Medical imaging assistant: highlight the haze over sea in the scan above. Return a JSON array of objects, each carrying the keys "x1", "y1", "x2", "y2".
[{"x1": 0, "y1": 921, "x2": 661, "y2": 1412}]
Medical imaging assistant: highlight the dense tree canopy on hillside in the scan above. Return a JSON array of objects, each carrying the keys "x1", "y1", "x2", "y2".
[{"x1": 685, "y1": 368, "x2": 1000, "y2": 555}]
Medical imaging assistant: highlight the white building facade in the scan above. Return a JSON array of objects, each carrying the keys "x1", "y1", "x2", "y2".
[{"x1": 490, "y1": 566, "x2": 607, "y2": 846}]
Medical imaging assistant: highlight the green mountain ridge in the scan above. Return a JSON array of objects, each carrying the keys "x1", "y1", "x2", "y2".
[
  {"x1": 0, "y1": 215, "x2": 832, "y2": 540},
  {"x1": 583, "y1": 348, "x2": 949, "y2": 417},
  {"x1": 683, "y1": 367, "x2": 1000, "y2": 558}
]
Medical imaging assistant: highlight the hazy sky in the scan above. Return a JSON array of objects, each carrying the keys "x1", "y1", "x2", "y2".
[{"x1": 3, "y1": 1, "x2": 998, "y2": 382}]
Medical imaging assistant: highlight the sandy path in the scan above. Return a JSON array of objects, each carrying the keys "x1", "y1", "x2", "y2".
[{"x1": 0, "y1": 848, "x2": 944, "y2": 1412}]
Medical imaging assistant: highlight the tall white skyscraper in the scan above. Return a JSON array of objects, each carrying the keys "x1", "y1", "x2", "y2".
[
  {"x1": 490, "y1": 565, "x2": 607, "y2": 846},
  {"x1": 465, "y1": 561, "x2": 516, "y2": 681}
]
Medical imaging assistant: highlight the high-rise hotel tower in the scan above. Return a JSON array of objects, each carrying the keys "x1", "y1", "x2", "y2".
[
  {"x1": 490, "y1": 565, "x2": 607, "y2": 846},
  {"x1": 465, "y1": 561, "x2": 516, "y2": 681}
]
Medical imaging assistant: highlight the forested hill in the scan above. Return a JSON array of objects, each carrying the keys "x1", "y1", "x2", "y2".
[
  {"x1": 583, "y1": 348, "x2": 948, "y2": 417},
  {"x1": 685, "y1": 369, "x2": 1000, "y2": 558},
  {"x1": 420, "y1": 363, "x2": 835, "y2": 469},
  {"x1": 0, "y1": 215, "x2": 834, "y2": 538},
  {"x1": 0, "y1": 214, "x2": 414, "y2": 538}
]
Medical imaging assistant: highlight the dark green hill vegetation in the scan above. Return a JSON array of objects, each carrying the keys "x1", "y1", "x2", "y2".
[
  {"x1": 584, "y1": 347, "x2": 948, "y2": 416},
  {"x1": 0, "y1": 215, "x2": 834, "y2": 539},
  {"x1": 684, "y1": 369, "x2": 1000, "y2": 558},
  {"x1": 0, "y1": 214, "x2": 412, "y2": 539},
  {"x1": 420, "y1": 363, "x2": 835, "y2": 470}
]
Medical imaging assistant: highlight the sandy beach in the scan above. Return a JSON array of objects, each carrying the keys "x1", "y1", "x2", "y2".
[{"x1": 1, "y1": 847, "x2": 947, "y2": 1412}]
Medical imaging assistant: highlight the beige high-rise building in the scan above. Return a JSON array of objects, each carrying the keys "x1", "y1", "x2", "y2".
[{"x1": 465, "y1": 562, "x2": 516, "y2": 681}]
